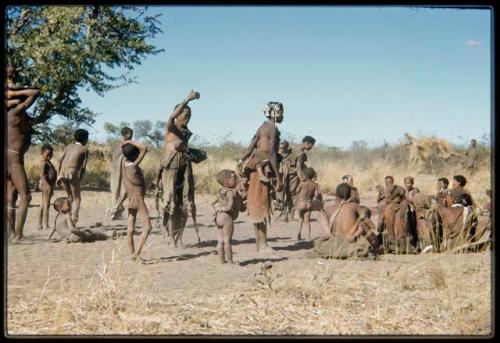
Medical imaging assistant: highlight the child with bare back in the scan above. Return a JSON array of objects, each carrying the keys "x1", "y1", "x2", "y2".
[
  {"x1": 48, "y1": 197, "x2": 118, "y2": 242},
  {"x1": 121, "y1": 140, "x2": 152, "y2": 261},
  {"x1": 213, "y1": 170, "x2": 247, "y2": 264},
  {"x1": 296, "y1": 167, "x2": 323, "y2": 241},
  {"x1": 57, "y1": 129, "x2": 90, "y2": 224},
  {"x1": 37, "y1": 144, "x2": 57, "y2": 230},
  {"x1": 238, "y1": 102, "x2": 284, "y2": 189}
]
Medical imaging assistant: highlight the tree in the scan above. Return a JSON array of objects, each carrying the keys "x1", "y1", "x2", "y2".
[
  {"x1": 132, "y1": 120, "x2": 166, "y2": 148},
  {"x1": 33, "y1": 122, "x2": 81, "y2": 146},
  {"x1": 6, "y1": 6, "x2": 163, "y2": 132},
  {"x1": 103, "y1": 121, "x2": 132, "y2": 140}
]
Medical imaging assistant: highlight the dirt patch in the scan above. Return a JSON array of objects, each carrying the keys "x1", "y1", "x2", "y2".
[{"x1": 6, "y1": 191, "x2": 492, "y2": 335}]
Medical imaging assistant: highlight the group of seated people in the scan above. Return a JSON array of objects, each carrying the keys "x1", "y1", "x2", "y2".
[{"x1": 310, "y1": 173, "x2": 491, "y2": 259}]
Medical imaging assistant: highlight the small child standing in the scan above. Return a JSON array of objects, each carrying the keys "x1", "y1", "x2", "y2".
[
  {"x1": 121, "y1": 140, "x2": 152, "y2": 261},
  {"x1": 295, "y1": 167, "x2": 323, "y2": 241},
  {"x1": 213, "y1": 169, "x2": 246, "y2": 264},
  {"x1": 37, "y1": 144, "x2": 57, "y2": 230}
]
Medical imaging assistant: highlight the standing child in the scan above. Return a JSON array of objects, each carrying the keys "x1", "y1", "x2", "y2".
[
  {"x1": 296, "y1": 167, "x2": 323, "y2": 241},
  {"x1": 37, "y1": 144, "x2": 57, "y2": 230},
  {"x1": 107, "y1": 126, "x2": 133, "y2": 220},
  {"x1": 121, "y1": 140, "x2": 152, "y2": 261},
  {"x1": 213, "y1": 169, "x2": 246, "y2": 264},
  {"x1": 57, "y1": 129, "x2": 90, "y2": 224}
]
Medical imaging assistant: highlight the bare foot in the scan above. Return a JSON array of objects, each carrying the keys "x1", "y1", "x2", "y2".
[
  {"x1": 10, "y1": 235, "x2": 25, "y2": 243},
  {"x1": 37, "y1": 225, "x2": 43, "y2": 230},
  {"x1": 258, "y1": 245, "x2": 275, "y2": 254},
  {"x1": 131, "y1": 254, "x2": 144, "y2": 262},
  {"x1": 297, "y1": 234, "x2": 302, "y2": 241}
]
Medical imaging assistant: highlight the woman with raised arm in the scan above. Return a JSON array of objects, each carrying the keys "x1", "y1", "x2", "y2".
[{"x1": 160, "y1": 90, "x2": 201, "y2": 248}]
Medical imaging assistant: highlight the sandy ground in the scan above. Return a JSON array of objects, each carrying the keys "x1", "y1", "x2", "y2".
[{"x1": 6, "y1": 189, "x2": 492, "y2": 336}]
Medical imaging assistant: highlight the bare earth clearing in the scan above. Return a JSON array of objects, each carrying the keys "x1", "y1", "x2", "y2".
[{"x1": 6, "y1": 190, "x2": 492, "y2": 336}]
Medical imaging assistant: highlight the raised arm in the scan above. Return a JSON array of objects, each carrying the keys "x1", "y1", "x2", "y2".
[
  {"x1": 8, "y1": 88, "x2": 40, "y2": 116},
  {"x1": 166, "y1": 90, "x2": 200, "y2": 131},
  {"x1": 122, "y1": 140, "x2": 149, "y2": 167}
]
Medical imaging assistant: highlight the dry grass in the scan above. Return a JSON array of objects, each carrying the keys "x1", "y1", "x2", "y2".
[
  {"x1": 24, "y1": 138, "x2": 491, "y2": 206},
  {"x1": 7, "y1": 249, "x2": 491, "y2": 336}
]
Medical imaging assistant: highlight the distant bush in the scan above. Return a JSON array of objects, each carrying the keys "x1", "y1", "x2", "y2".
[{"x1": 23, "y1": 137, "x2": 491, "y2": 205}]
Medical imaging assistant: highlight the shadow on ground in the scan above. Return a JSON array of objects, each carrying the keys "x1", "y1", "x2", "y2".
[{"x1": 238, "y1": 256, "x2": 289, "y2": 266}]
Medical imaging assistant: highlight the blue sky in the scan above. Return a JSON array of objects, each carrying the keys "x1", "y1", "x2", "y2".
[{"x1": 78, "y1": 6, "x2": 491, "y2": 148}]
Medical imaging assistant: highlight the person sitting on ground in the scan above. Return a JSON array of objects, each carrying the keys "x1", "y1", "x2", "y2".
[
  {"x1": 376, "y1": 175, "x2": 406, "y2": 233},
  {"x1": 213, "y1": 169, "x2": 247, "y2": 264},
  {"x1": 121, "y1": 140, "x2": 153, "y2": 261},
  {"x1": 37, "y1": 144, "x2": 57, "y2": 231},
  {"x1": 312, "y1": 183, "x2": 382, "y2": 259},
  {"x1": 447, "y1": 175, "x2": 476, "y2": 209},
  {"x1": 434, "y1": 177, "x2": 449, "y2": 206},
  {"x1": 48, "y1": 197, "x2": 119, "y2": 242},
  {"x1": 341, "y1": 175, "x2": 360, "y2": 203},
  {"x1": 296, "y1": 167, "x2": 323, "y2": 241},
  {"x1": 403, "y1": 176, "x2": 420, "y2": 205},
  {"x1": 57, "y1": 129, "x2": 90, "y2": 224}
]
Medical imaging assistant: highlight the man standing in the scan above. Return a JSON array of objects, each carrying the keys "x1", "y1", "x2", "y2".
[
  {"x1": 465, "y1": 139, "x2": 479, "y2": 177},
  {"x1": 6, "y1": 65, "x2": 40, "y2": 241}
]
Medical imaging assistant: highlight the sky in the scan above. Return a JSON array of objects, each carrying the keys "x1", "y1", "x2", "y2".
[{"x1": 78, "y1": 6, "x2": 492, "y2": 149}]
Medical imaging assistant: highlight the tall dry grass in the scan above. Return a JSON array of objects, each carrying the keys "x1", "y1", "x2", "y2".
[{"x1": 23, "y1": 138, "x2": 491, "y2": 204}]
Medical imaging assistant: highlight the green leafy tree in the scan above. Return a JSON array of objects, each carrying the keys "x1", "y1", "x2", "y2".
[
  {"x1": 103, "y1": 121, "x2": 132, "y2": 140},
  {"x1": 6, "y1": 6, "x2": 163, "y2": 134},
  {"x1": 132, "y1": 120, "x2": 166, "y2": 148}
]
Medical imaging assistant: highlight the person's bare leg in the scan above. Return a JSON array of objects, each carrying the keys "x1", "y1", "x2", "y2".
[
  {"x1": 167, "y1": 217, "x2": 176, "y2": 247},
  {"x1": 216, "y1": 219, "x2": 225, "y2": 263},
  {"x1": 37, "y1": 199, "x2": 44, "y2": 231},
  {"x1": 223, "y1": 218, "x2": 234, "y2": 264},
  {"x1": 256, "y1": 222, "x2": 271, "y2": 252},
  {"x1": 9, "y1": 160, "x2": 31, "y2": 240},
  {"x1": 70, "y1": 178, "x2": 81, "y2": 224},
  {"x1": 61, "y1": 179, "x2": 73, "y2": 203},
  {"x1": 133, "y1": 202, "x2": 152, "y2": 259},
  {"x1": 127, "y1": 209, "x2": 137, "y2": 255},
  {"x1": 305, "y1": 211, "x2": 312, "y2": 240},
  {"x1": 7, "y1": 179, "x2": 18, "y2": 240},
  {"x1": 162, "y1": 211, "x2": 170, "y2": 241},
  {"x1": 297, "y1": 218, "x2": 303, "y2": 241},
  {"x1": 297, "y1": 209, "x2": 305, "y2": 240},
  {"x1": 42, "y1": 187, "x2": 52, "y2": 230},
  {"x1": 253, "y1": 224, "x2": 259, "y2": 251}
]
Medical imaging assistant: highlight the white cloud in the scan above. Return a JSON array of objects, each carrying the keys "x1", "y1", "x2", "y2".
[{"x1": 465, "y1": 40, "x2": 481, "y2": 47}]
